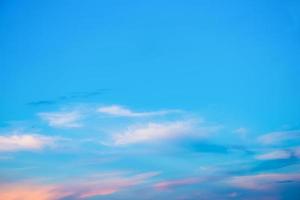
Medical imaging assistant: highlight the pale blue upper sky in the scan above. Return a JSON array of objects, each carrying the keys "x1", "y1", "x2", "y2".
[{"x1": 1, "y1": 0, "x2": 300, "y2": 199}]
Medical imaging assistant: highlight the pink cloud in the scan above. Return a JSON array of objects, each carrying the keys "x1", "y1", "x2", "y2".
[
  {"x1": 0, "y1": 182, "x2": 68, "y2": 200},
  {"x1": 67, "y1": 171, "x2": 160, "y2": 198},
  {"x1": 0, "y1": 172, "x2": 159, "y2": 200},
  {"x1": 79, "y1": 188, "x2": 117, "y2": 198}
]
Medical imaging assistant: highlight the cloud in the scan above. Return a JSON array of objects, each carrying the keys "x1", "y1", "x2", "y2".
[
  {"x1": 0, "y1": 182, "x2": 67, "y2": 200},
  {"x1": 112, "y1": 120, "x2": 197, "y2": 145},
  {"x1": 258, "y1": 130, "x2": 300, "y2": 145},
  {"x1": 256, "y1": 150, "x2": 292, "y2": 160},
  {"x1": 0, "y1": 172, "x2": 159, "y2": 200},
  {"x1": 70, "y1": 171, "x2": 160, "y2": 198},
  {"x1": 38, "y1": 111, "x2": 82, "y2": 128},
  {"x1": 154, "y1": 178, "x2": 200, "y2": 190},
  {"x1": 234, "y1": 127, "x2": 248, "y2": 138},
  {"x1": 255, "y1": 147, "x2": 300, "y2": 161},
  {"x1": 97, "y1": 105, "x2": 177, "y2": 117},
  {"x1": 228, "y1": 173, "x2": 300, "y2": 190},
  {"x1": 0, "y1": 134, "x2": 56, "y2": 152},
  {"x1": 78, "y1": 188, "x2": 116, "y2": 198}
]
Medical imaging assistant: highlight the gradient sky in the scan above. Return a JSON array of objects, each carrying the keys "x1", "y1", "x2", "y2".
[{"x1": 1, "y1": 0, "x2": 300, "y2": 199}]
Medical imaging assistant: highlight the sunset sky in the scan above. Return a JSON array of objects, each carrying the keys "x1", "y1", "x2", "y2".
[{"x1": 1, "y1": 0, "x2": 300, "y2": 199}]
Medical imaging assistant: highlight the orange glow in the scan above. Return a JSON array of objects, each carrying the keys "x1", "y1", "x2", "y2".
[{"x1": 0, "y1": 183, "x2": 66, "y2": 200}]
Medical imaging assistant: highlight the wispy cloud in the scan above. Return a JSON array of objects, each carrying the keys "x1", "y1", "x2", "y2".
[
  {"x1": 97, "y1": 105, "x2": 178, "y2": 117},
  {"x1": 0, "y1": 133, "x2": 56, "y2": 152},
  {"x1": 38, "y1": 111, "x2": 82, "y2": 128},
  {"x1": 228, "y1": 173, "x2": 300, "y2": 190},
  {"x1": 154, "y1": 177, "x2": 200, "y2": 190},
  {"x1": 234, "y1": 127, "x2": 248, "y2": 139},
  {"x1": 0, "y1": 171, "x2": 159, "y2": 200},
  {"x1": 70, "y1": 171, "x2": 160, "y2": 198},
  {"x1": 112, "y1": 120, "x2": 197, "y2": 145},
  {"x1": 255, "y1": 150, "x2": 291, "y2": 160},
  {"x1": 255, "y1": 147, "x2": 300, "y2": 160},
  {"x1": 258, "y1": 130, "x2": 300, "y2": 145}
]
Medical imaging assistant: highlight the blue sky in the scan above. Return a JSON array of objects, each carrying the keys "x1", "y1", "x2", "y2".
[{"x1": 1, "y1": 0, "x2": 300, "y2": 199}]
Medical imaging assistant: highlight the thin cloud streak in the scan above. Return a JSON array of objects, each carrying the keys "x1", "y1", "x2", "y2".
[
  {"x1": 258, "y1": 130, "x2": 300, "y2": 145},
  {"x1": 154, "y1": 177, "x2": 200, "y2": 190},
  {"x1": 256, "y1": 150, "x2": 291, "y2": 160},
  {"x1": 0, "y1": 171, "x2": 159, "y2": 200},
  {"x1": 97, "y1": 105, "x2": 179, "y2": 117},
  {"x1": 73, "y1": 171, "x2": 160, "y2": 198},
  {"x1": 228, "y1": 173, "x2": 300, "y2": 190},
  {"x1": 38, "y1": 111, "x2": 82, "y2": 128}
]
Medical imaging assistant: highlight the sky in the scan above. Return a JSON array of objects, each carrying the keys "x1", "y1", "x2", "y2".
[{"x1": 0, "y1": 0, "x2": 300, "y2": 199}]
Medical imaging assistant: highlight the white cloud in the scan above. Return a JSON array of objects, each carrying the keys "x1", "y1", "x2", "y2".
[
  {"x1": 112, "y1": 120, "x2": 210, "y2": 145},
  {"x1": 38, "y1": 111, "x2": 82, "y2": 128},
  {"x1": 234, "y1": 127, "x2": 248, "y2": 138},
  {"x1": 0, "y1": 134, "x2": 55, "y2": 152},
  {"x1": 228, "y1": 173, "x2": 300, "y2": 190},
  {"x1": 255, "y1": 150, "x2": 291, "y2": 160},
  {"x1": 154, "y1": 177, "x2": 200, "y2": 190},
  {"x1": 113, "y1": 121, "x2": 192, "y2": 145},
  {"x1": 97, "y1": 105, "x2": 177, "y2": 117},
  {"x1": 257, "y1": 130, "x2": 300, "y2": 145}
]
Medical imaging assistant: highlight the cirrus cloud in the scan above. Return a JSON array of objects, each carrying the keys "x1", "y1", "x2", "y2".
[
  {"x1": 112, "y1": 120, "x2": 196, "y2": 145},
  {"x1": 38, "y1": 111, "x2": 82, "y2": 128},
  {"x1": 0, "y1": 171, "x2": 159, "y2": 200},
  {"x1": 255, "y1": 150, "x2": 292, "y2": 160},
  {"x1": 97, "y1": 105, "x2": 178, "y2": 117},
  {"x1": 154, "y1": 177, "x2": 200, "y2": 190},
  {"x1": 258, "y1": 130, "x2": 300, "y2": 145},
  {"x1": 228, "y1": 173, "x2": 300, "y2": 190}
]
